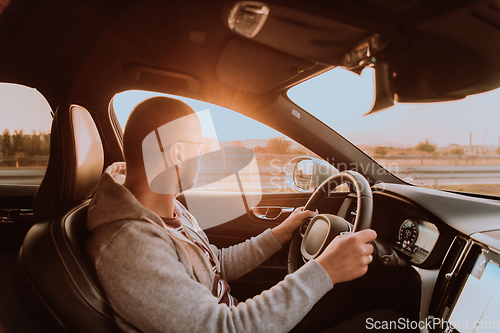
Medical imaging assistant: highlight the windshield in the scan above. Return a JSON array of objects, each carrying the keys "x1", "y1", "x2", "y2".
[{"x1": 288, "y1": 67, "x2": 500, "y2": 196}]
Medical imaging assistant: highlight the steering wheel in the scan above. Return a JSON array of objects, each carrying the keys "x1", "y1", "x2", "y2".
[{"x1": 287, "y1": 170, "x2": 373, "y2": 273}]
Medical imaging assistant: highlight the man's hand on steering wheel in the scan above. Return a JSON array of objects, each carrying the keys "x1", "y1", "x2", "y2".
[
  {"x1": 271, "y1": 207, "x2": 318, "y2": 246},
  {"x1": 285, "y1": 171, "x2": 383, "y2": 284},
  {"x1": 316, "y1": 229, "x2": 377, "y2": 285}
]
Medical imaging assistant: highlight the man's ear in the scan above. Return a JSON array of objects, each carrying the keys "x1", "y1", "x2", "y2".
[{"x1": 170, "y1": 142, "x2": 183, "y2": 165}]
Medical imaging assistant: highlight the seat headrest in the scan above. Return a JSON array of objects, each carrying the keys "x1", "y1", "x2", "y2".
[{"x1": 34, "y1": 104, "x2": 104, "y2": 222}]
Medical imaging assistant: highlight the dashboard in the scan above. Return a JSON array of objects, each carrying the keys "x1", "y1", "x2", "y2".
[
  {"x1": 364, "y1": 183, "x2": 500, "y2": 332},
  {"x1": 336, "y1": 182, "x2": 500, "y2": 332}
]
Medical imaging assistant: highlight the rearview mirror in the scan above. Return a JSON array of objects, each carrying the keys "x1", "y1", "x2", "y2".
[{"x1": 285, "y1": 157, "x2": 338, "y2": 192}]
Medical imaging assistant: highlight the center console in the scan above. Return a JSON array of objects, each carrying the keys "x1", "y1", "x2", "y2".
[{"x1": 430, "y1": 238, "x2": 500, "y2": 332}]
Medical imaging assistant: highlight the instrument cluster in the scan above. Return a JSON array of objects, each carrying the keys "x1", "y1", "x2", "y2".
[{"x1": 397, "y1": 219, "x2": 439, "y2": 263}]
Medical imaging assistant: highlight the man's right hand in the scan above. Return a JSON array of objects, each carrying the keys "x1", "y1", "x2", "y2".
[{"x1": 316, "y1": 229, "x2": 377, "y2": 285}]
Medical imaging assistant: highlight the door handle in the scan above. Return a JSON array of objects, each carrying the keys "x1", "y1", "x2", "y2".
[
  {"x1": 251, "y1": 206, "x2": 294, "y2": 221},
  {"x1": 0, "y1": 209, "x2": 32, "y2": 223}
]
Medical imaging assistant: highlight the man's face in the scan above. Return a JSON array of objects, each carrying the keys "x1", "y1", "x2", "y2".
[
  {"x1": 177, "y1": 151, "x2": 200, "y2": 192},
  {"x1": 176, "y1": 129, "x2": 203, "y2": 192},
  {"x1": 141, "y1": 110, "x2": 218, "y2": 194}
]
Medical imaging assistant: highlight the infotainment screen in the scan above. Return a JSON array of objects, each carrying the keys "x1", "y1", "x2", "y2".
[{"x1": 446, "y1": 248, "x2": 500, "y2": 333}]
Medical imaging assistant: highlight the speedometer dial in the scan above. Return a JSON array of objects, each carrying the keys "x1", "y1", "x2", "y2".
[{"x1": 398, "y1": 219, "x2": 418, "y2": 249}]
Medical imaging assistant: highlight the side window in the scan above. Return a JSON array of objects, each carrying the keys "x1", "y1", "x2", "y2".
[
  {"x1": 112, "y1": 90, "x2": 320, "y2": 193},
  {"x1": 0, "y1": 83, "x2": 52, "y2": 185}
]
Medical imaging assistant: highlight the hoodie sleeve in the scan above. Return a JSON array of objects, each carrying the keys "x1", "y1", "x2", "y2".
[
  {"x1": 209, "y1": 228, "x2": 283, "y2": 282},
  {"x1": 90, "y1": 221, "x2": 333, "y2": 333},
  {"x1": 176, "y1": 199, "x2": 283, "y2": 282}
]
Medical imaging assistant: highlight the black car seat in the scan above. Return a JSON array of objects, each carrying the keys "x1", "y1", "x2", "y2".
[{"x1": 16, "y1": 104, "x2": 120, "y2": 333}]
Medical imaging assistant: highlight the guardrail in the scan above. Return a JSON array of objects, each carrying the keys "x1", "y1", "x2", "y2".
[
  {"x1": 384, "y1": 165, "x2": 500, "y2": 188},
  {"x1": 374, "y1": 154, "x2": 500, "y2": 165},
  {"x1": 0, "y1": 156, "x2": 49, "y2": 168},
  {"x1": 375, "y1": 155, "x2": 500, "y2": 188}
]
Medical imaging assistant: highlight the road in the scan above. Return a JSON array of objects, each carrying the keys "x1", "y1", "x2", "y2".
[{"x1": 0, "y1": 169, "x2": 46, "y2": 185}]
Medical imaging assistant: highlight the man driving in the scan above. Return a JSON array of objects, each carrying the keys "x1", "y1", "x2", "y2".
[{"x1": 86, "y1": 96, "x2": 378, "y2": 332}]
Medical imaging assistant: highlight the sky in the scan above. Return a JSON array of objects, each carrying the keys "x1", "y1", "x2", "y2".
[
  {"x1": 0, "y1": 83, "x2": 52, "y2": 134},
  {"x1": 112, "y1": 91, "x2": 281, "y2": 143},
  {"x1": 2, "y1": 67, "x2": 500, "y2": 148},
  {"x1": 288, "y1": 67, "x2": 500, "y2": 147}
]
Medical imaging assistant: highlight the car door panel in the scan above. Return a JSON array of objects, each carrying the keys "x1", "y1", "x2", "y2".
[
  {"x1": 179, "y1": 191, "x2": 349, "y2": 245},
  {"x1": 0, "y1": 185, "x2": 39, "y2": 333},
  {"x1": 178, "y1": 191, "x2": 350, "y2": 300},
  {"x1": 0, "y1": 184, "x2": 37, "y2": 251}
]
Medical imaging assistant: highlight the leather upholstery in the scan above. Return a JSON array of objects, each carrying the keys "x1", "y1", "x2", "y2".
[
  {"x1": 17, "y1": 105, "x2": 120, "y2": 332},
  {"x1": 33, "y1": 105, "x2": 104, "y2": 222}
]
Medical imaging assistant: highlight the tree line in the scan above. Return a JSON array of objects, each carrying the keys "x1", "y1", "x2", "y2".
[
  {"x1": 224, "y1": 137, "x2": 301, "y2": 155},
  {"x1": 1, "y1": 132, "x2": 299, "y2": 159},
  {"x1": 1, "y1": 129, "x2": 50, "y2": 158}
]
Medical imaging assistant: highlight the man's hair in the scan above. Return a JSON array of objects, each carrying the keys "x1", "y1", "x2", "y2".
[{"x1": 123, "y1": 96, "x2": 196, "y2": 179}]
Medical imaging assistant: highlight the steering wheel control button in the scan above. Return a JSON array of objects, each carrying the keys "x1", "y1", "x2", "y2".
[{"x1": 300, "y1": 218, "x2": 312, "y2": 236}]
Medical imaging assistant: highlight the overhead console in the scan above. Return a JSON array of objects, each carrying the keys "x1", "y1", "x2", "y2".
[
  {"x1": 217, "y1": 1, "x2": 378, "y2": 94},
  {"x1": 222, "y1": 0, "x2": 500, "y2": 108},
  {"x1": 247, "y1": 4, "x2": 374, "y2": 65}
]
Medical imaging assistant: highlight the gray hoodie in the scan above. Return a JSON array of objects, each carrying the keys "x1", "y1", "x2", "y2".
[{"x1": 86, "y1": 163, "x2": 333, "y2": 333}]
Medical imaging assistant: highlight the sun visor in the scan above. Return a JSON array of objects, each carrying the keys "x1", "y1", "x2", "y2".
[
  {"x1": 216, "y1": 38, "x2": 316, "y2": 94},
  {"x1": 250, "y1": 4, "x2": 372, "y2": 65}
]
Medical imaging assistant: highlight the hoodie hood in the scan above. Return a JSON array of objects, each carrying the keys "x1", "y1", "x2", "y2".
[
  {"x1": 87, "y1": 162, "x2": 204, "y2": 235},
  {"x1": 87, "y1": 162, "x2": 221, "y2": 273},
  {"x1": 87, "y1": 162, "x2": 166, "y2": 232}
]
